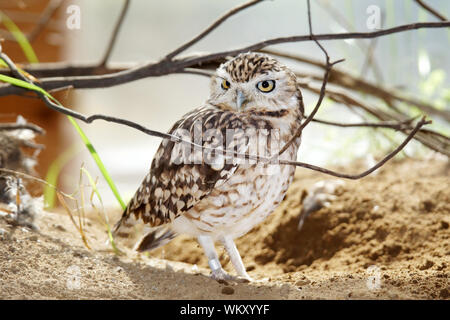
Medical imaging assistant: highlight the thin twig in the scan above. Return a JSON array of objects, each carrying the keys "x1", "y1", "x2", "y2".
[
  {"x1": 262, "y1": 48, "x2": 450, "y2": 121},
  {"x1": 1, "y1": 53, "x2": 447, "y2": 124},
  {"x1": 1, "y1": 21, "x2": 449, "y2": 96},
  {"x1": 183, "y1": 21, "x2": 450, "y2": 66},
  {"x1": 0, "y1": 168, "x2": 73, "y2": 199},
  {"x1": 0, "y1": 0, "x2": 63, "y2": 42},
  {"x1": 0, "y1": 61, "x2": 135, "y2": 77},
  {"x1": 298, "y1": 80, "x2": 450, "y2": 156},
  {"x1": 2, "y1": 49, "x2": 446, "y2": 123},
  {"x1": 317, "y1": 0, "x2": 384, "y2": 83},
  {"x1": 99, "y1": 0, "x2": 131, "y2": 67},
  {"x1": 311, "y1": 117, "x2": 416, "y2": 130},
  {"x1": 359, "y1": 37, "x2": 380, "y2": 80},
  {"x1": 414, "y1": 0, "x2": 448, "y2": 21},
  {"x1": 279, "y1": 116, "x2": 431, "y2": 179},
  {"x1": 278, "y1": 0, "x2": 344, "y2": 156},
  {"x1": 28, "y1": 0, "x2": 63, "y2": 42},
  {"x1": 20, "y1": 140, "x2": 45, "y2": 149},
  {"x1": 4, "y1": 43, "x2": 445, "y2": 156},
  {"x1": 0, "y1": 1, "x2": 444, "y2": 171},
  {"x1": 0, "y1": 123, "x2": 45, "y2": 134},
  {"x1": 165, "y1": 0, "x2": 263, "y2": 60},
  {"x1": 0, "y1": 52, "x2": 432, "y2": 179}
]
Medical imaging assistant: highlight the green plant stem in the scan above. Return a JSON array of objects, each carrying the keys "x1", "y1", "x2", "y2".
[
  {"x1": 44, "y1": 143, "x2": 82, "y2": 208},
  {"x1": 0, "y1": 15, "x2": 126, "y2": 210},
  {"x1": 0, "y1": 11, "x2": 39, "y2": 63},
  {"x1": 68, "y1": 117, "x2": 126, "y2": 210}
]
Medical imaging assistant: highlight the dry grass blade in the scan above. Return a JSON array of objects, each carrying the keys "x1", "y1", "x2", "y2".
[
  {"x1": 0, "y1": 168, "x2": 94, "y2": 251},
  {"x1": 80, "y1": 167, "x2": 122, "y2": 255},
  {"x1": 15, "y1": 178, "x2": 21, "y2": 213},
  {"x1": 56, "y1": 191, "x2": 91, "y2": 250}
]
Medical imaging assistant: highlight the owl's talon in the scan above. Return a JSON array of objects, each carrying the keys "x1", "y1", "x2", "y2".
[
  {"x1": 210, "y1": 269, "x2": 253, "y2": 283},
  {"x1": 210, "y1": 268, "x2": 233, "y2": 282},
  {"x1": 239, "y1": 274, "x2": 253, "y2": 283}
]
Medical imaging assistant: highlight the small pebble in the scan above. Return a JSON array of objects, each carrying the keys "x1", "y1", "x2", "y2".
[
  {"x1": 217, "y1": 279, "x2": 229, "y2": 285},
  {"x1": 115, "y1": 266, "x2": 124, "y2": 273},
  {"x1": 73, "y1": 252, "x2": 84, "y2": 258},
  {"x1": 295, "y1": 279, "x2": 310, "y2": 286},
  {"x1": 221, "y1": 286, "x2": 234, "y2": 295},
  {"x1": 0, "y1": 228, "x2": 6, "y2": 239},
  {"x1": 418, "y1": 260, "x2": 434, "y2": 270},
  {"x1": 191, "y1": 264, "x2": 199, "y2": 274},
  {"x1": 53, "y1": 224, "x2": 66, "y2": 232}
]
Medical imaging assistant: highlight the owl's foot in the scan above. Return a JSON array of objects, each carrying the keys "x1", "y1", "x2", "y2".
[
  {"x1": 210, "y1": 268, "x2": 253, "y2": 283},
  {"x1": 219, "y1": 236, "x2": 254, "y2": 282},
  {"x1": 210, "y1": 268, "x2": 232, "y2": 281},
  {"x1": 198, "y1": 235, "x2": 253, "y2": 283}
]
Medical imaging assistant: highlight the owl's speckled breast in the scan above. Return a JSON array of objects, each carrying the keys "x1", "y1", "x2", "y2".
[{"x1": 172, "y1": 139, "x2": 300, "y2": 240}]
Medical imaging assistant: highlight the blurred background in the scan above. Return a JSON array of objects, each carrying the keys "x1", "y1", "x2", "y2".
[{"x1": 0, "y1": 0, "x2": 449, "y2": 207}]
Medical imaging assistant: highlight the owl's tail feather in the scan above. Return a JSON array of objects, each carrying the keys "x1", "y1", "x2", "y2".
[
  {"x1": 112, "y1": 211, "x2": 137, "y2": 239},
  {"x1": 134, "y1": 226, "x2": 178, "y2": 252},
  {"x1": 113, "y1": 213, "x2": 177, "y2": 252}
]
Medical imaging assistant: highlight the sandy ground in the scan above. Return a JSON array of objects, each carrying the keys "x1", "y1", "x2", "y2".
[{"x1": 0, "y1": 158, "x2": 448, "y2": 300}]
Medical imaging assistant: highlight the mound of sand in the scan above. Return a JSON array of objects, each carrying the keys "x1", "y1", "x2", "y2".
[{"x1": 0, "y1": 159, "x2": 448, "y2": 299}]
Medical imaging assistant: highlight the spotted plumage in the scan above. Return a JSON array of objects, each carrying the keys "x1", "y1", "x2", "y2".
[{"x1": 113, "y1": 52, "x2": 304, "y2": 281}]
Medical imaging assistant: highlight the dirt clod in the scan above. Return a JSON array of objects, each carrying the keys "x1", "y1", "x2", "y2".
[{"x1": 221, "y1": 286, "x2": 235, "y2": 295}]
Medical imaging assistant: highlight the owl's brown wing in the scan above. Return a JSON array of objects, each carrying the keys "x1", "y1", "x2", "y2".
[{"x1": 114, "y1": 105, "x2": 257, "y2": 232}]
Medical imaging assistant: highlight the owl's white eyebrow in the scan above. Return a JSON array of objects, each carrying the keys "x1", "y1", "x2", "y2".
[{"x1": 214, "y1": 76, "x2": 228, "y2": 81}]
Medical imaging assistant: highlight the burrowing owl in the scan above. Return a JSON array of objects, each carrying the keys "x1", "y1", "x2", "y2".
[{"x1": 113, "y1": 52, "x2": 304, "y2": 281}]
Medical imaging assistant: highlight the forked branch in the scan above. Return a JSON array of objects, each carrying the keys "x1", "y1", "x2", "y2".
[
  {"x1": 0, "y1": 0, "x2": 444, "y2": 181},
  {"x1": 0, "y1": 49, "x2": 432, "y2": 180}
]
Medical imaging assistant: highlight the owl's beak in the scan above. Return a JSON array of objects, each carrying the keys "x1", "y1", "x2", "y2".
[{"x1": 236, "y1": 90, "x2": 247, "y2": 110}]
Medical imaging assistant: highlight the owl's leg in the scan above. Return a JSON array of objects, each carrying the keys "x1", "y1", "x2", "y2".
[
  {"x1": 220, "y1": 235, "x2": 253, "y2": 282},
  {"x1": 197, "y1": 235, "x2": 231, "y2": 281}
]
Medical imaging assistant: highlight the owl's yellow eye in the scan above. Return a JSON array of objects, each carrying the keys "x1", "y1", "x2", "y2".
[
  {"x1": 256, "y1": 80, "x2": 275, "y2": 93},
  {"x1": 221, "y1": 79, "x2": 231, "y2": 90}
]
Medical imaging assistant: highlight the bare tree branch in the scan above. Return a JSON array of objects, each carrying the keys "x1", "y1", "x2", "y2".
[
  {"x1": 0, "y1": 51, "x2": 180, "y2": 142},
  {"x1": 262, "y1": 48, "x2": 450, "y2": 122},
  {"x1": 0, "y1": 123, "x2": 45, "y2": 134},
  {"x1": 20, "y1": 140, "x2": 45, "y2": 150},
  {"x1": 298, "y1": 80, "x2": 449, "y2": 156},
  {"x1": 311, "y1": 117, "x2": 417, "y2": 130},
  {"x1": 28, "y1": 0, "x2": 64, "y2": 42},
  {"x1": 185, "y1": 21, "x2": 450, "y2": 64},
  {"x1": 2, "y1": 51, "x2": 446, "y2": 124},
  {"x1": 0, "y1": 61, "x2": 134, "y2": 78},
  {"x1": 1, "y1": 21, "x2": 448, "y2": 96},
  {"x1": 0, "y1": 1, "x2": 446, "y2": 181},
  {"x1": 0, "y1": 0, "x2": 63, "y2": 42},
  {"x1": 0, "y1": 50, "x2": 432, "y2": 179},
  {"x1": 165, "y1": 0, "x2": 263, "y2": 60},
  {"x1": 414, "y1": 0, "x2": 448, "y2": 21},
  {"x1": 316, "y1": 0, "x2": 384, "y2": 83},
  {"x1": 279, "y1": 117, "x2": 430, "y2": 179},
  {"x1": 0, "y1": 62, "x2": 447, "y2": 155},
  {"x1": 278, "y1": 0, "x2": 343, "y2": 156},
  {"x1": 1, "y1": 52, "x2": 447, "y2": 124},
  {"x1": 99, "y1": 0, "x2": 131, "y2": 67}
]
